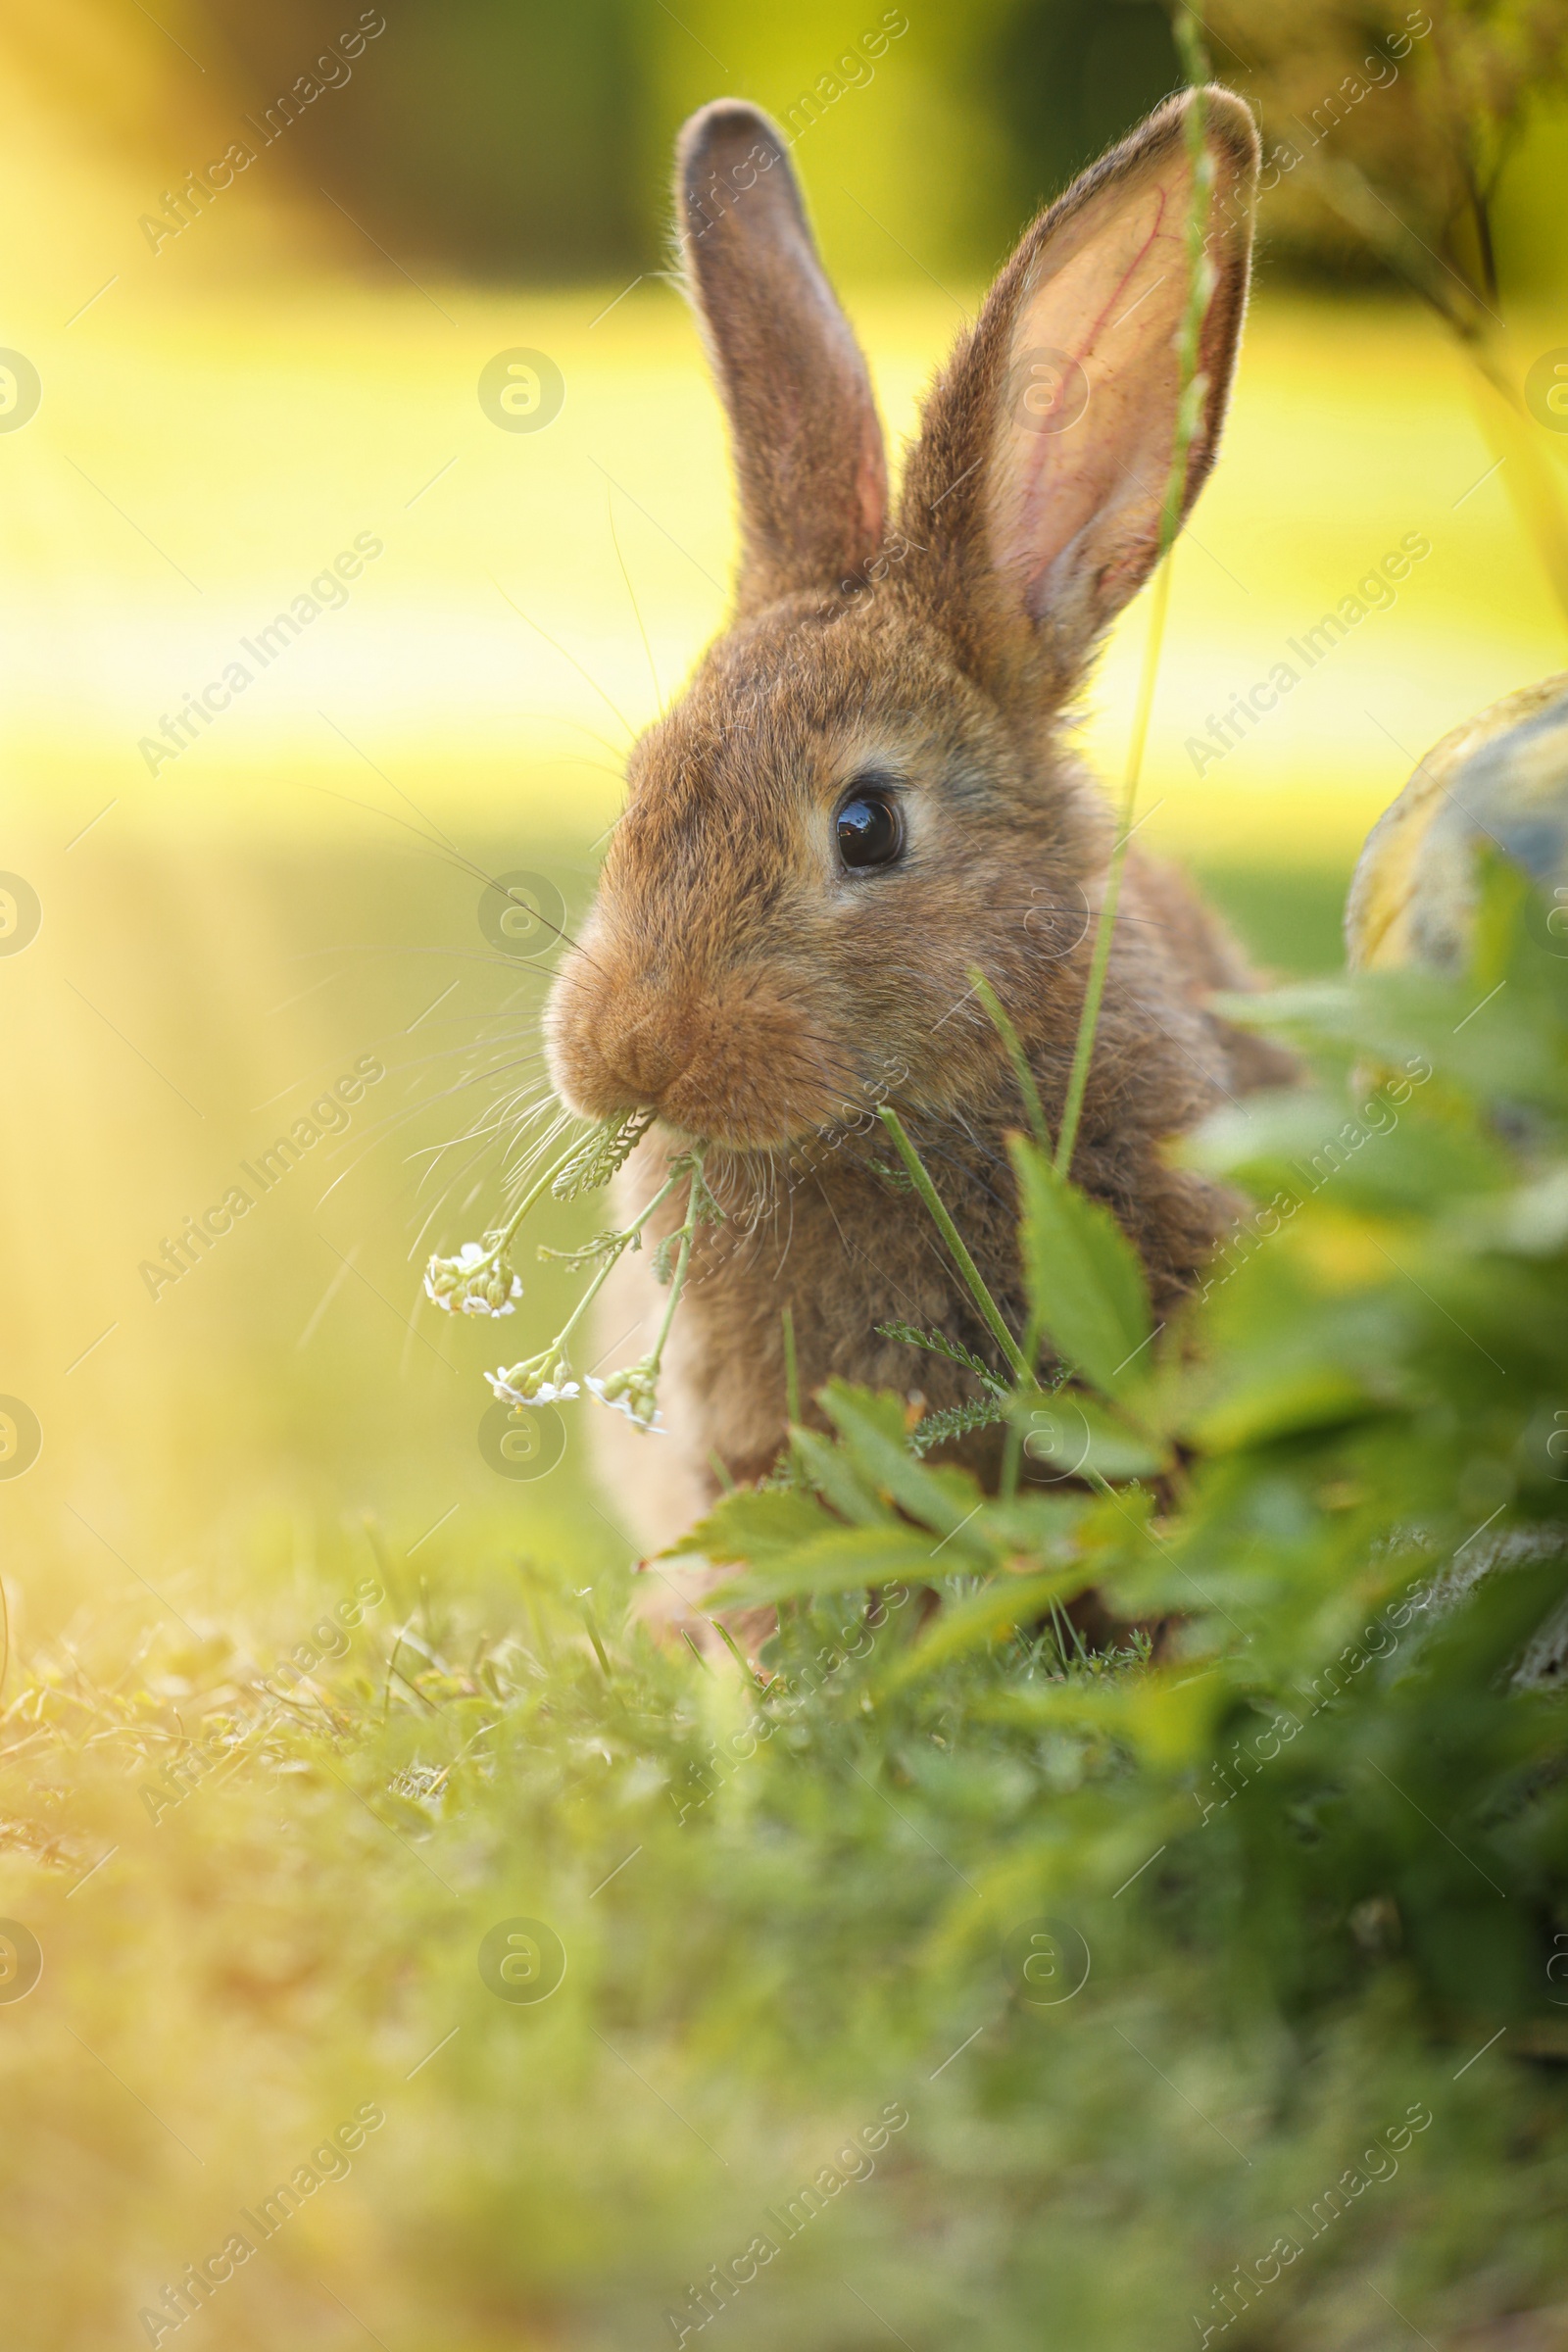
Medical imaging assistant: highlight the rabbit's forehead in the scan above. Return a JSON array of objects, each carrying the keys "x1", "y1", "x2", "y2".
[{"x1": 627, "y1": 607, "x2": 983, "y2": 812}]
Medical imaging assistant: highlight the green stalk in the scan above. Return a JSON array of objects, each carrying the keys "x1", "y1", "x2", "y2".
[
  {"x1": 1053, "y1": 13, "x2": 1213, "y2": 1179},
  {"x1": 878, "y1": 1106, "x2": 1031, "y2": 1384},
  {"x1": 1053, "y1": 558, "x2": 1174, "y2": 1177},
  {"x1": 969, "y1": 967, "x2": 1051, "y2": 1154},
  {"x1": 551, "y1": 1167, "x2": 685, "y2": 1351},
  {"x1": 1000, "y1": 1307, "x2": 1047, "y2": 1502},
  {"x1": 647, "y1": 1197, "x2": 696, "y2": 1374},
  {"x1": 495, "y1": 1131, "x2": 581, "y2": 1250},
  {"x1": 781, "y1": 1303, "x2": 802, "y2": 1425},
  {"x1": 1000, "y1": 1402, "x2": 1026, "y2": 1503}
]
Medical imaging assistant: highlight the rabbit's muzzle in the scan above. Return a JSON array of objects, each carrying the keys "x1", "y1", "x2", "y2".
[{"x1": 546, "y1": 953, "x2": 842, "y2": 1154}]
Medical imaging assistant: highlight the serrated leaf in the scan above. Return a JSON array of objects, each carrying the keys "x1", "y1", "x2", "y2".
[
  {"x1": 709, "y1": 1525, "x2": 947, "y2": 1608},
  {"x1": 819, "y1": 1383, "x2": 992, "y2": 1555},
  {"x1": 790, "y1": 1426, "x2": 894, "y2": 1527},
  {"x1": 664, "y1": 1488, "x2": 836, "y2": 1565},
  {"x1": 908, "y1": 1395, "x2": 1009, "y2": 1455},
  {"x1": 876, "y1": 1321, "x2": 1007, "y2": 1390},
  {"x1": 1008, "y1": 1138, "x2": 1152, "y2": 1396}
]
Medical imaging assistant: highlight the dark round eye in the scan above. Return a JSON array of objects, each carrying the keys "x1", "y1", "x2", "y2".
[{"x1": 836, "y1": 788, "x2": 904, "y2": 871}]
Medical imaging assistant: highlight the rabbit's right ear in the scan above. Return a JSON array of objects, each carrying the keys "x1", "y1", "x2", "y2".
[
  {"x1": 676, "y1": 102, "x2": 888, "y2": 615},
  {"x1": 902, "y1": 89, "x2": 1258, "y2": 709}
]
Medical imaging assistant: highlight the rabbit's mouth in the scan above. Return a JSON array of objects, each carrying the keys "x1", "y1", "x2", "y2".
[{"x1": 546, "y1": 960, "x2": 857, "y2": 1155}]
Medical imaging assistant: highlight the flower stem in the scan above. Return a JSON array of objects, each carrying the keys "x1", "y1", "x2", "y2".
[
  {"x1": 1000, "y1": 1308, "x2": 1047, "y2": 1502},
  {"x1": 1053, "y1": 556, "x2": 1173, "y2": 1177},
  {"x1": 495, "y1": 1134, "x2": 582, "y2": 1252},
  {"x1": 552, "y1": 1168, "x2": 685, "y2": 1352},
  {"x1": 648, "y1": 1171, "x2": 701, "y2": 1373},
  {"x1": 969, "y1": 967, "x2": 1051, "y2": 1155},
  {"x1": 877, "y1": 1106, "x2": 1031, "y2": 1384},
  {"x1": 781, "y1": 1303, "x2": 802, "y2": 1424}
]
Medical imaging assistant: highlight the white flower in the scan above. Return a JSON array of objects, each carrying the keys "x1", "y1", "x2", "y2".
[
  {"x1": 487, "y1": 1349, "x2": 578, "y2": 1405},
  {"x1": 465, "y1": 1273, "x2": 522, "y2": 1317},
  {"x1": 585, "y1": 1362, "x2": 663, "y2": 1432},
  {"x1": 425, "y1": 1241, "x2": 522, "y2": 1317}
]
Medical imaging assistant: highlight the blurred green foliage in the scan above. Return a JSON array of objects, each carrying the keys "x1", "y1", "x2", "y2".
[
  {"x1": 173, "y1": 0, "x2": 1568, "y2": 285},
  {"x1": 1197, "y1": 862, "x2": 1354, "y2": 977},
  {"x1": 203, "y1": 0, "x2": 653, "y2": 277}
]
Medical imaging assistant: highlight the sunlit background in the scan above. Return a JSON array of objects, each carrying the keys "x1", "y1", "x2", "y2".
[{"x1": 4, "y1": 0, "x2": 1566, "y2": 1607}]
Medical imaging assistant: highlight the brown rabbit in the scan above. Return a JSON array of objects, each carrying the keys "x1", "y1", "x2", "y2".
[{"x1": 546, "y1": 88, "x2": 1292, "y2": 1558}]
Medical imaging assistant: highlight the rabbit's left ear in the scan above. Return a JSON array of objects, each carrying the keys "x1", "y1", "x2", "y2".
[{"x1": 903, "y1": 89, "x2": 1257, "y2": 704}]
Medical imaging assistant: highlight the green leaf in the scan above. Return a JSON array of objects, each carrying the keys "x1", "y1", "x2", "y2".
[
  {"x1": 663, "y1": 1488, "x2": 837, "y2": 1565},
  {"x1": 1189, "y1": 1361, "x2": 1384, "y2": 1453},
  {"x1": 819, "y1": 1383, "x2": 992, "y2": 1556},
  {"x1": 972, "y1": 1491, "x2": 1091, "y2": 1557},
  {"x1": 1004, "y1": 1389, "x2": 1170, "y2": 1481},
  {"x1": 1185, "y1": 1088, "x2": 1507, "y2": 1215},
  {"x1": 1008, "y1": 1138, "x2": 1152, "y2": 1395},
  {"x1": 880, "y1": 1568, "x2": 1088, "y2": 1687},
  {"x1": 791, "y1": 1427, "x2": 894, "y2": 1527},
  {"x1": 876, "y1": 1321, "x2": 1007, "y2": 1392},
  {"x1": 1213, "y1": 938, "x2": 1568, "y2": 1119},
  {"x1": 709, "y1": 1525, "x2": 948, "y2": 1608},
  {"x1": 908, "y1": 1394, "x2": 1010, "y2": 1455}
]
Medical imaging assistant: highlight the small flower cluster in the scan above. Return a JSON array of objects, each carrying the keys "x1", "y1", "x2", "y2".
[
  {"x1": 424, "y1": 1239, "x2": 522, "y2": 1317},
  {"x1": 424, "y1": 1111, "x2": 717, "y2": 1438},
  {"x1": 587, "y1": 1360, "x2": 662, "y2": 1428}
]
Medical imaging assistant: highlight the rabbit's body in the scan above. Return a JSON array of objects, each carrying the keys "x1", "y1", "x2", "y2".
[{"x1": 547, "y1": 89, "x2": 1291, "y2": 1554}]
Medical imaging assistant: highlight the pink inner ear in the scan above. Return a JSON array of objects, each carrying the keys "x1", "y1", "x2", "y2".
[
  {"x1": 854, "y1": 424, "x2": 888, "y2": 556},
  {"x1": 989, "y1": 166, "x2": 1199, "y2": 621}
]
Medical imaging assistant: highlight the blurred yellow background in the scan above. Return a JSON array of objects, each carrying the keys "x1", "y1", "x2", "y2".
[{"x1": 3, "y1": 0, "x2": 1566, "y2": 1644}]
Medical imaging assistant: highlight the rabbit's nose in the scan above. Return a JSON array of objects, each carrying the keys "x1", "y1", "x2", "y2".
[{"x1": 598, "y1": 1006, "x2": 693, "y2": 1103}]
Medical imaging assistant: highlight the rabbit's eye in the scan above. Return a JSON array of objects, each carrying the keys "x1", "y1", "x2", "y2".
[{"x1": 836, "y1": 787, "x2": 904, "y2": 872}]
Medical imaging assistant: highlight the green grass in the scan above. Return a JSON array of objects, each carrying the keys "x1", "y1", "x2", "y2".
[{"x1": 5, "y1": 870, "x2": 1566, "y2": 2352}]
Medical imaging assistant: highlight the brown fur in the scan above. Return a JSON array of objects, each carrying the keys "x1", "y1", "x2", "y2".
[{"x1": 545, "y1": 90, "x2": 1294, "y2": 1561}]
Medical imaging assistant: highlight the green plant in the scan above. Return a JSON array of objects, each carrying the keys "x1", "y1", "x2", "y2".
[{"x1": 3, "y1": 870, "x2": 1565, "y2": 2350}]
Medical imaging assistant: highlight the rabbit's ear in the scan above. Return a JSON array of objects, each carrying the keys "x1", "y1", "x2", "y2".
[
  {"x1": 676, "y1": 101, "x2": 888, "y2": 613},
  {"x1": 903, "y1": 89, "x2": 1257, "y2": 701}
]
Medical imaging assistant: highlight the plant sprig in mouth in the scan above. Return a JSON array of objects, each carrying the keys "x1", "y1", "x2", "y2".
[{"x1": 424, "y1": 1108, "x2": 720, "y2": 1434}]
